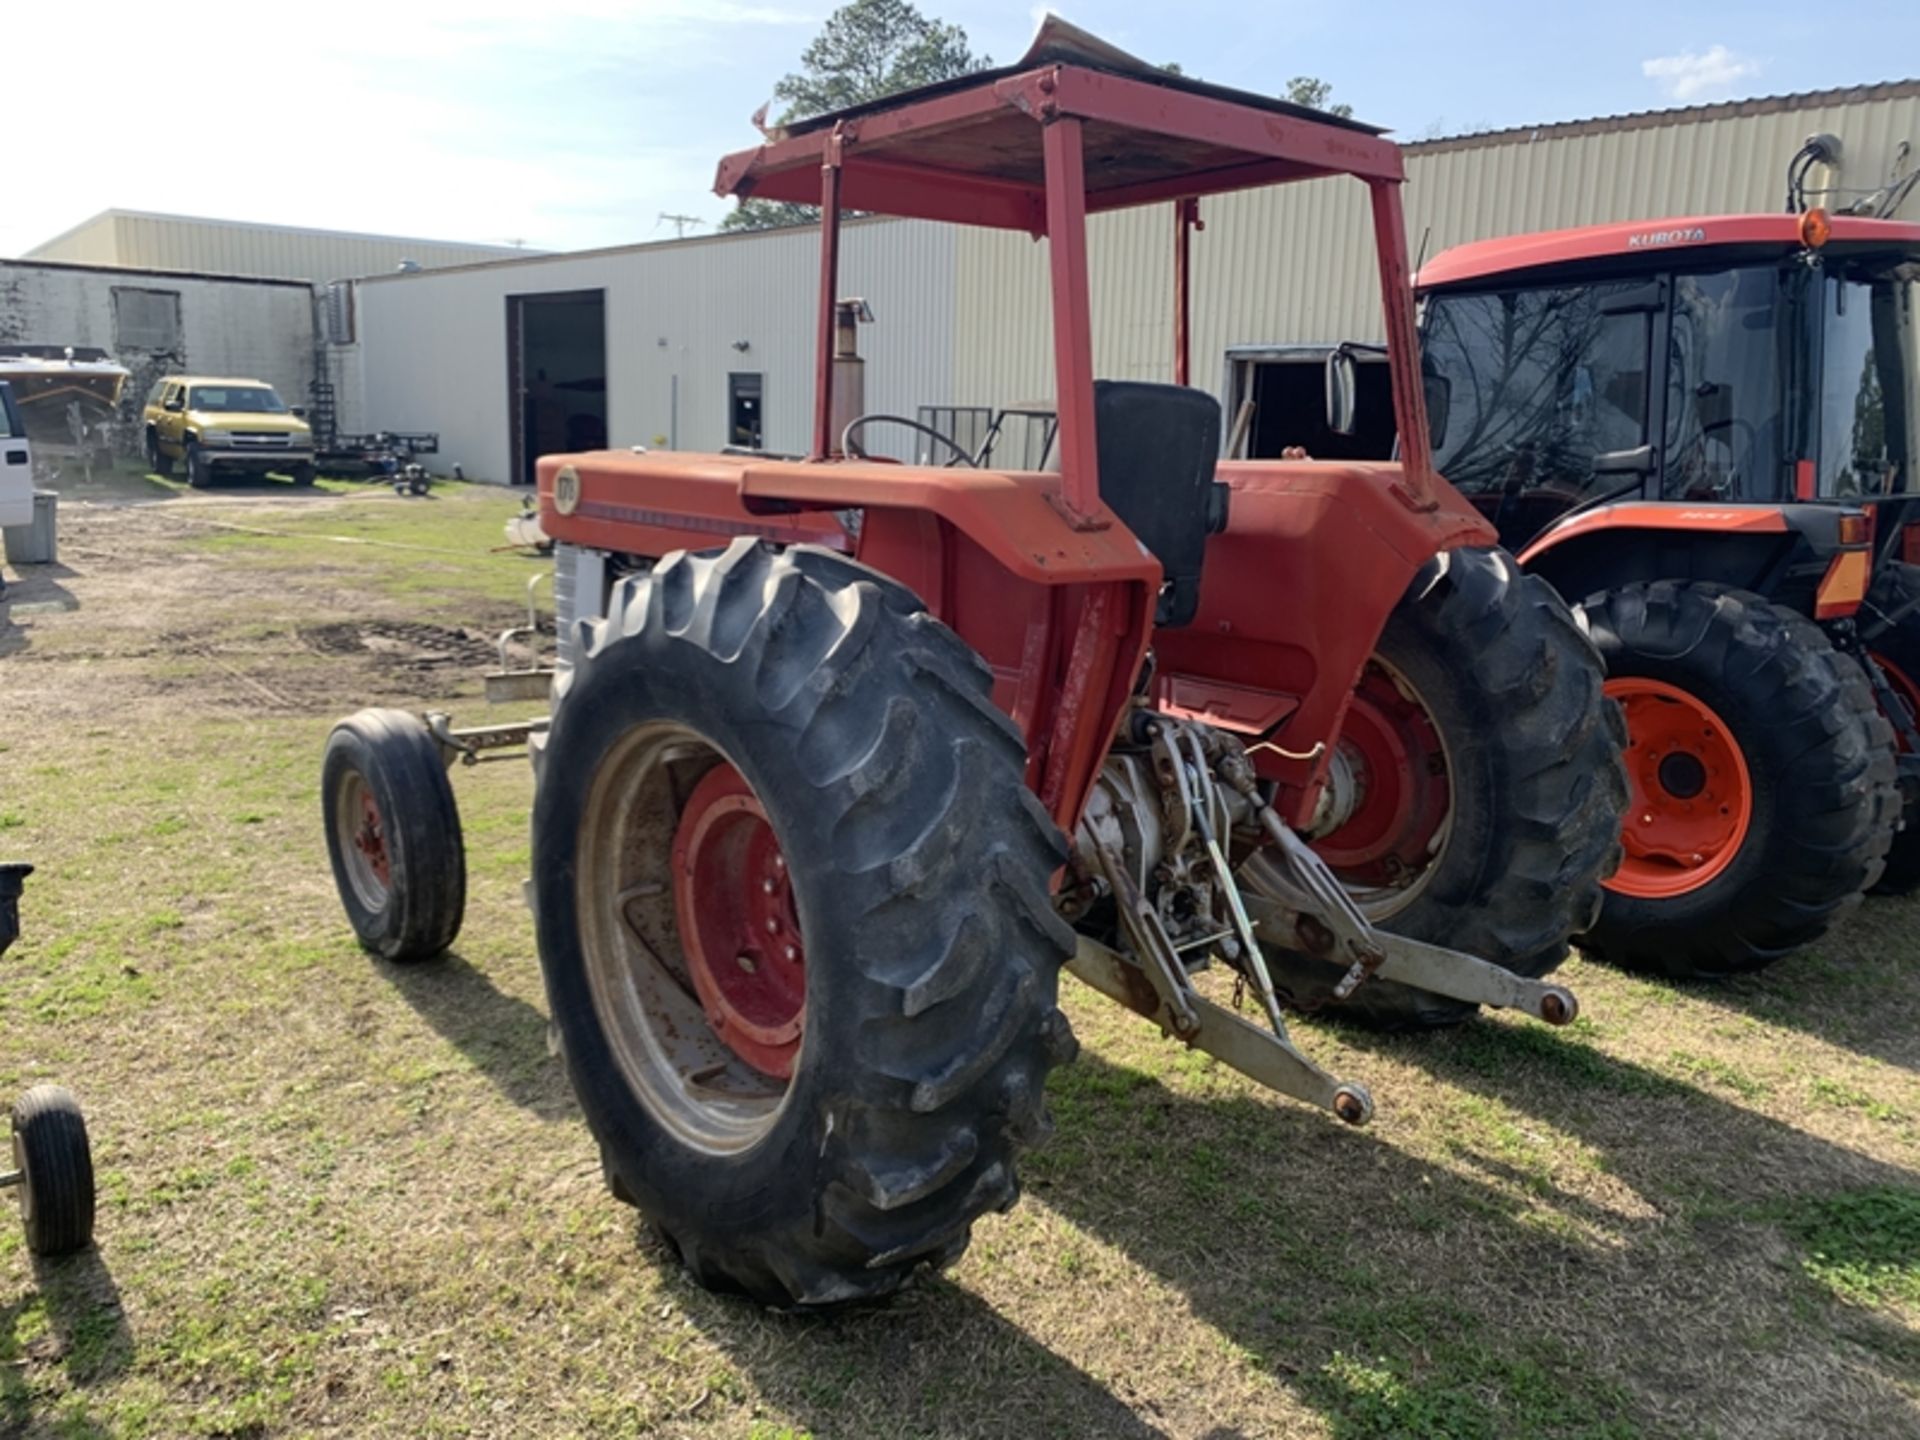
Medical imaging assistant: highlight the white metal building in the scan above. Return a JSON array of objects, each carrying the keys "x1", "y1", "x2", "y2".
[
  {"x1": 23, "y1": 210, "x2": 533, "y2": 283},
  {"x1": 336, "y1": 79, "x2": 1920, "y2": 484}
]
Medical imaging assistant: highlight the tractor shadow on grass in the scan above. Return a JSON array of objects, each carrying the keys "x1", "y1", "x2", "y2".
[
  {"x1": 0, "y1": 1245, "x2": 133, "y2": 1431},
  {"x1": 1673, "y1": 895, "x2": 1920, "y2": 1075},
  {"x1": 674, "y1": 1259, "x2": 1181, "y2": 1440},
  {"x1": 1028, "y1": 1033, "x2": 1920, "y2": 1440},
  {"x1": 380, "y1": 951, "x2": 576, "y2": 1123}
]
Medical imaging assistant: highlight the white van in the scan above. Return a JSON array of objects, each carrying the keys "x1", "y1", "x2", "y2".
[{"x1": 0, "y1": 381, "x2": 31, "y2": 524}]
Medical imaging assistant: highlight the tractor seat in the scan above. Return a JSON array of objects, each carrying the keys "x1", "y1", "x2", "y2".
[{"x1": 1092, "y1": 380, "x2": 1229, "y2": 627}]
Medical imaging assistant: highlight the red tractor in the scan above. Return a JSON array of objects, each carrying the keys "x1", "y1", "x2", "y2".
[
  {"x1": 320, "y1": 22, "x2": 1622, "y2": 1308},
  {"x1": 1405, "y1": 206, "x2": 1919, "y2": 979}
]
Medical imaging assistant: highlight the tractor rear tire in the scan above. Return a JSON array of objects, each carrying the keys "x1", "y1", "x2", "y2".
[
  {"x1": 322, "y1": 708, "x2": 466, "y2": 962},
  {"x1": 531, "y1": 539, "x2": 1077, "y2": 1309},
  {"x1": 1259, "y1": 546, "x2": 1627, "y2": 1028},
  {"x1": 12, "y1": 1085, "x2": 95, "y2": 1256},
  {"x1": 1861, "y1": 560, "x2": 1920, "y2": 896},
  {"x1": 1579, "y1": 581, "x2": 1897, "y2": 979}
]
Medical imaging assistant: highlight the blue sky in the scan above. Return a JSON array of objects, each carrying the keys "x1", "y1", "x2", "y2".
[{"x1": 5, "y1": 1, "x2": 1916, "y2": 257}]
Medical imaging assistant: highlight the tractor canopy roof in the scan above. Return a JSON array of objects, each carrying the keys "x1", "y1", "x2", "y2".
[
  {"x1": 714, "y1": 15, "x2": 1401, "y2": 233},
  {"x1": 1418, "y1": 212, "x2": 1920, "y2": 292}
]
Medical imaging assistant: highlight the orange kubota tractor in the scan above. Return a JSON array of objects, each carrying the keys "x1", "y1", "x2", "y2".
[
  {"x1": 1406, "y1": 200, "x2": 1920, "y2": 980},
  {"x1": 320, "y1": 21, "x2": 1623, "y2": 1308}
]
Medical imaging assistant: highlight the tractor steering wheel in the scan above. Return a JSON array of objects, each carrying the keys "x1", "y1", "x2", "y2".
[{"x1": 842, "y1": 415, "x2": 977, "y2": 468}]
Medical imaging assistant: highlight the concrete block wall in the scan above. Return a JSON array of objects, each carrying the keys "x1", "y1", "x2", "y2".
[{"x1": 0, "y1": 261, "x2": 318, "y2": 450}]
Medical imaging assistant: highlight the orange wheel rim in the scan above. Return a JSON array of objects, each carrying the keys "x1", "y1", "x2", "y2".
[{"x1": 1604, "y1": 677, "x2": 1753, "y2": 899}]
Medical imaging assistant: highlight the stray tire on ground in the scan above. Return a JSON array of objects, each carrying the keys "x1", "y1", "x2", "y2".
[
  {"x1": 322, "y1": 708, "x2": 466, "y2": 962},
  {"x1": 11, "y1": 1085, "x2": 95, "y2": 1256},
  {"x1": 1257, "y1": 545, "x2": 1627, "y2": 1028},
  {"x1": 1579, "y1": 580, "x2": 1897, "y2": 979},
  {"x1": 532, "y1": 539, "x2": 1077, "y2": 1308}
]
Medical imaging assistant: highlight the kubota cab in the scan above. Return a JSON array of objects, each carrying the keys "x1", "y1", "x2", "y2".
[
  {"x1": 1410, "y1": 207, "x2": 1920, "y2": 978},
  {"x1": 320, "y1": 19, "x2": 1623, "y2": 1308}
]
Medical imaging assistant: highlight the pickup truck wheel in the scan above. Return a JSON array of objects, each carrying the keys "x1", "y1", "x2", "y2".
[
  {"x1": 532, "y1": 539, "x2": 1076, "y2": 1308},
  {"x1": 184, "y1": 441, "x2": 211, "y2": 488},
  {"x1": 146, "y1": 431, "x2": 174, "y2": 479},
  {"x1": 291, "y1": 463, "x2": 317, "y2": 487}
]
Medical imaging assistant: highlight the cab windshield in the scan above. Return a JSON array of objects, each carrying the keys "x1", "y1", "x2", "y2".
[
  {"x1": 1815, "y1": 257, "x2": 1920, "y2": 497},
  {"x1": 189, "y1": 386, "x2": 287, "y2": 414}
]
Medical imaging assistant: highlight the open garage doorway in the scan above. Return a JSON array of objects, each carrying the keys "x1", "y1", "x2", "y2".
[
  {"x1": 507, "y1": 289, "x2": 607, "y2": 486},
  {"x1": 1224, "y1": 345, "x2": 1395, "y2": 461}
]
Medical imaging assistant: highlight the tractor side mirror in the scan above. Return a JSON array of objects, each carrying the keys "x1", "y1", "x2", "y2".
[
  {"x1": 1325, "y1": 348, "x2": 1359, "y2": 436},
  {"x1": 1423, "y1": 366, "x2": 1451, "y2": 450}
]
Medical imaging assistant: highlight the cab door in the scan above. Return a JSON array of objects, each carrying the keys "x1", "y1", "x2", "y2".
[{"x1": 158, "y1": 383, "x2": 186, "y2": 454}]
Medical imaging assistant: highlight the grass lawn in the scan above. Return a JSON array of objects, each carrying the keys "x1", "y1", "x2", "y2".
[{"x1": 0, "y1": 480, "x2": 1915, "y2": 1438}]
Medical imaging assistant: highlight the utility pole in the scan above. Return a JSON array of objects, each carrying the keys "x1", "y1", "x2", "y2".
[{"x1": 657, "y1": 213, "x2": 707, "y2": 239}]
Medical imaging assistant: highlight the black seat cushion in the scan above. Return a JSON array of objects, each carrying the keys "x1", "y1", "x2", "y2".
[{"x1": 1092, "y1": 380, "x2": 1228, "y2": 627}]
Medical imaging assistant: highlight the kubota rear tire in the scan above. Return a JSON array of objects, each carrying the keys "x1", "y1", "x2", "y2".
[
  {"x1": 531, "y1": 539, "x2": 1077, "y2": 1309},
  {"x1": 1579, "y1": 581, "x2": 1897, "y2": 979},
  {"x1": 1258, "y1": 546, "x2": 1627, "y2": 1028},
  {"x1": 1861, "y1": 560, "x2": 1920, "y2": 897},
  {"x1": 12, "y1": 1085, "x2": 95, "y2": 1257}
]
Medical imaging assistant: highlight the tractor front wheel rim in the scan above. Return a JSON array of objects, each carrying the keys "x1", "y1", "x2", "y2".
[
  {"x1": 1606, "y1": 677, "x2": 1753, "y2": 899},
  {"x1": 336, "y1": 770, "x2": 392, "y2": 910}
]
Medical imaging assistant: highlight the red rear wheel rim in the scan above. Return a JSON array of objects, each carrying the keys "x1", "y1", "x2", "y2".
[
  {"x1": 1606, "y1": 677, "x2": 1753, "y2": 899},
  {"x1": 671, "y1": 764, "x2": 805, "y2": 1080},
  {"x1": 1312, "y1": 659, "x2": 1452, "y2": 897},
  {"x1": 1873, "y1": 651, "x2": 1920, "y2": 755}
]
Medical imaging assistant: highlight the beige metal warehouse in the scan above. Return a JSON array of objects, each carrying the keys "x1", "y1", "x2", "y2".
[
  {"x1": 338, "y1": 78, "x2": 1920, "y2": 484},
  {"x1": 23, "y1": 210, "x2": 532, "y2": 282}
]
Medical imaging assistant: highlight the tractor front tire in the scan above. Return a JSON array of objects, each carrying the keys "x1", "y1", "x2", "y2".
[
  {"x1": 531, "y1": 539, "x2": 1076, "y2": 1309},
  {"x1": 322, "y1": 709, "x2": 466, "y2": 962},
  {"x1": 1862, "y1": 560, "x2": 1920, "y2": 896},
  {"x1": 12, "y1": 1085, "x2": 95, "y2": 1256},
  {"x1": 1259, "y1": 546, "x2": 1627, "y2": 1028},
  {"x1": 1579, "y1": 581, "x2": 1897, "y2": 979}
]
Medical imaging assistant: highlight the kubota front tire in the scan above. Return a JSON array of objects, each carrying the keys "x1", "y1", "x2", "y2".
[
  {"x1": 1259, "y1": 546, "x2": 1627, "y2": 1028},
  {"x1": 531, "y1": 539, "x2": 1076, "y2": 1309},
  {"x1": 1861, "y1": 560, "x2": 1920, "y2": 896},
  {"x1": 1579, "y1": 581, "x2": 1897, "y2": 979}
]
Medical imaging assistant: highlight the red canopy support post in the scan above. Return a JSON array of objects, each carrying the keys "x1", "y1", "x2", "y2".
[
  {"x1": 811, "y1": 125, "x2": 847, "y2": 461},
  {"x1": 1368, "y1": 179, "x2": 1435, "y2": 509},
  {"x1": 1173, "y1": 196, "x2": 1199, "y2": 386},
  {"x1": 1043, "y1": 116, "x2": 1103, "y2": 528}
]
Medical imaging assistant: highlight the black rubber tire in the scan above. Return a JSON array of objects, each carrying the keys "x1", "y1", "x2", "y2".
[
  {"x1": 532, "y1": 539, "x2": 1077, "y2": 1309},
  {"x1": 290, "y1": 463, "x2": 317, "y2": 487},
  {"x1": 12, "y1": 1085, "x2": 95, "y2": 1256},
  {"x1": 1260, "y1": 546, "x2": 1628, "y2": 1028},
  {"x1": 184, "y1": 441, "x2": 210, "y2": 488},
  {"x1": 321, "y1": 708, "x2": 466, "y2": 962},
  {"x1": 1579, "y1": 581, "x2": 1898, "y2": 979},
  {"x1": 146, "y1": 430, "x2": 174, "y2": 479},
  {"x1": 1860, "y1": 560, "x2": 1920, "y2": 896}
]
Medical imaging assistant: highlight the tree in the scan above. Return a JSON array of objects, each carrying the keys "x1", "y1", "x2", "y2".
[
  {"x1": 1285, "y1": 75, "x2": 1353, "y2": 120},
  {"x1": 720, "y1": 0, "x2": 988, "y2": 232}
]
